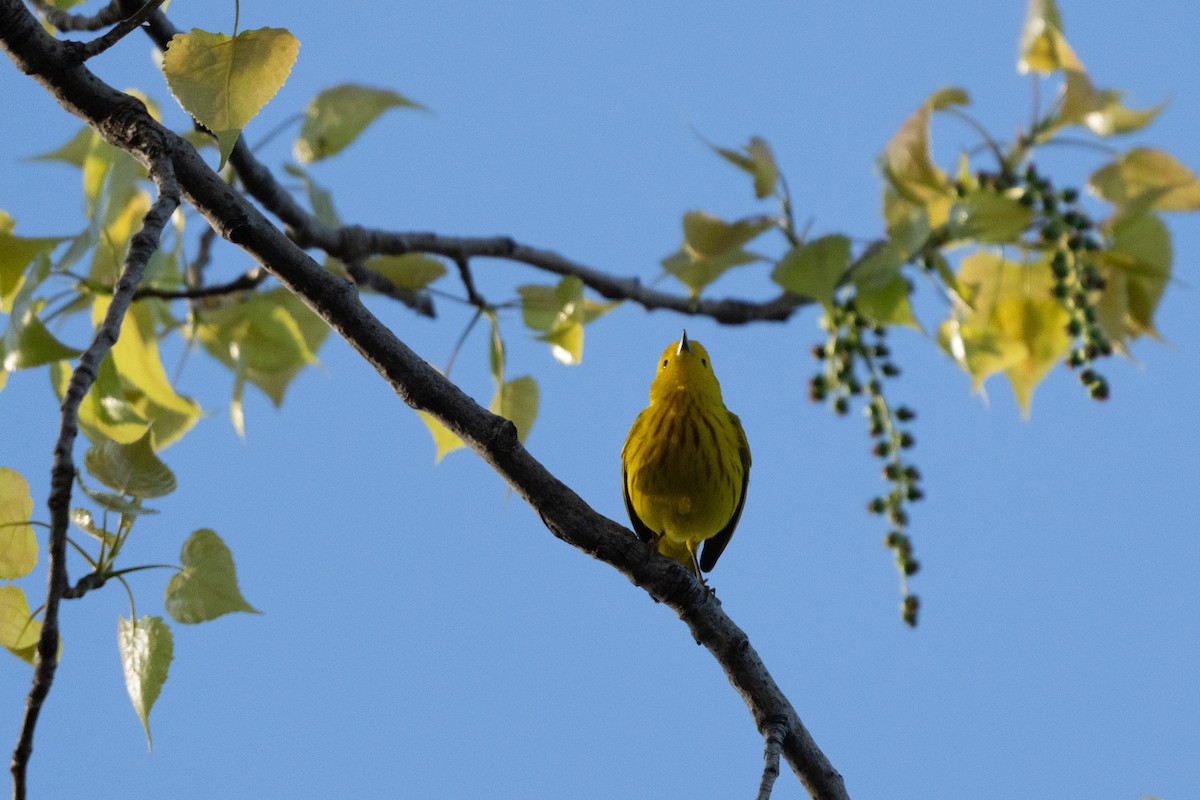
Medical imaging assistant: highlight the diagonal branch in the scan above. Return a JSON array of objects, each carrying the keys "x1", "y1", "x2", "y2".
[{"x1": 0, "y1": 4, "x2": 847, "y2": 798}]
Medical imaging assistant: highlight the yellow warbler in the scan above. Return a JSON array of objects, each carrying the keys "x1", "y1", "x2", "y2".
[{"x1": 621, "y1": 331, "x2": 751, "y2": 586}]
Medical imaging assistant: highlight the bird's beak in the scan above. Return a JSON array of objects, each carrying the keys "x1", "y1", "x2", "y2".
[{"x1": 677, "y1": 330, "x2": 692, "y2": 356}]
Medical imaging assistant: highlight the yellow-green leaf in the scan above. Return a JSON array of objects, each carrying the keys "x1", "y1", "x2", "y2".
[
  {"x1": 712, "y1": 136, "x2": 778, "y2": 199},
  {"x1": 0, "y1": 468, "x2": 37, "y2": 579},
  {"x1": 70, "y1": 507, "x2": 117, "y2": 546},
  {"x1": 2, "y1": 303, "x2": 81, "y2": 371},
  {"x1": 938, "y1": 252, "x2": 1070, "y2": 416},
  {"x1": 162, "y1": 27, "x2": 301, "y2": 168},
  {"x1": 364, "y1": 254, "x2": 446, "y2": 291},
  {"x1": 516, "y1": 276, "x2": 615, "y2": 363},
  {"x1": 294, "y1": 83, "x2": 425, "y2": 163},
  {"x1": 0, "y1": 585, "x2": 41, "y2": 664},
  {"x1": 90, "y1": 191, "x2": 152, "y2": 285},
  {"x1": 681, "y1": 211, "x2": 771, "y2": 257},
  {"x1": 947, "y1": 191, "x2": 1034, "y2": 243},
  {"x1": 118, "y1": 615, "x2": 173, "y2": 749},
  {"x1": 51, "y1": 355, "x2": 150, "y2": 446},
  {"x1": 489, "y1": 376, "x2": 538, "y2": 444},
  {"x1": 1092, "y1": 210, "x2": 1171, "y2": 340},
  {"x1": 164, "y1": 529, "x2": 259, "y2": 624},
  {"x1": 95, "y1": 298, "x2": 201, "y2": 449},
  {"x1": 84, "y1": 430, "x2": 177, "y2": 499},
  {"x1": 194, "y1": 288, "x2": 327, "y2": 409},
  {"x1": 878, "y1": 88, "x2": 966, "y2": 221},
  {"x1": 1088, "y1": 148, "x2": 1200, "y2": 212},
  {"x1": 849, "y1": 240, "x2": 905, "y2": 293},
  {"x1": 0, "y1": 227, "x2": 64, "y2": 313},
  {"x1": 856, "y1": 275, "x2": 921, "y2": 330},
  {"x1": 417, "y1": 410, "x2": 465, "y2": 463},
  {"x1": 28, "y1": 125, "x2": 93, "y2": 167},
  {"x1": 1018, "y1": 0, "x2": 1066, "y2": 74},
  {"x1": 770, "y1": 235, "x2": 850, "y2": 308}
]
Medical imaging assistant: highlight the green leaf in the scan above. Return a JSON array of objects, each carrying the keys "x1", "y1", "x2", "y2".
[
  {"x1": 0, "y1": 585, "x2": 42, "y2": 664},
  {"x1": 516, "y1": 276, "x2": 616, "y2": 364},
  {"x1": 938, "y1": 252, "x2": 1070, "y2": 416},
  {"x1": 0, "y1": 468, "x2": 37, "y2": 579},
  {"x1": 363, "y1": 254, "x2": 446, "y2": 291},
  {"x1": 76, "y1": 477, "x2": 159, "y2": 518},
  {"x1": 1018, "y1": 0, "x2": 1066, "y2": 74},
  {"x1": 1083, "y1": 92, "x2": 1166, "y2": 137},
  {"x1": 877, "y1": 88, "x2": 966, "y2": 226},
  {"x1": 27, "y1": 125, "x2": 94, "y2": 167},
  {"x1": 2, "y1": 303, "x2": 82, "y2": 371},
  {"x1": 194, "y1": 288, "x2": 328, "y2": 409},
  {"x1": 660, "y1": 211, "x2": 771, "y2": 296},
  {"x1": 770, "y1": 234, "x2": 850, "y2": 308},
  {"x1": 51, "y1": 356, "x2": 150, "y2": 446},
  {"x1": 416, "y1": 410, "x2": 465, "y2": 463},
  {"x1": 294, "y1": 83, "x2": 425, "y2": 163},
  {"x1": 70, "y1": 507, "x2": 117, "y2": 546},
  {"x1": 489, "y1": 376, "x2": 538, "y2": 444},
  {"x1": 947, "y1": 191, "x2": 1035, "y2": 243},
  {"x1": 849, "y1": 240, "x2": 905, "y2": 293},
  {"x1": 0, "y1": 225, "x2": 64, "y2": 313},
  {"x1": 1092, "y1": 210, "x2": 1171, "y2": 340},
  {"x1": 711, "y1": 136, "x2": 778, "y2": 199},
  {"x1": 164, "y1": 529, "x2": 259, "y2": 624},
  {"x1": 162, "y1": 27, "x2": 301, "y2": 168},
  {"x1": 1088, "y1": 148, "x2": 1200, "y2": 212},
  {"x1": 83, "y1": 429, "x2": 177, "y2": 499},
  {"x1": 95, "y1": 298, "x2": 201, "y2": 449},
  {"x1": 856, "y1": 275, "x2": 921, "y2": 330},
  {"x1": 281, "y1": 163, "x2": 341, "y2": 228},
  {"x1": 117, "y1": 615, "x2": 173, "y2": 749}
]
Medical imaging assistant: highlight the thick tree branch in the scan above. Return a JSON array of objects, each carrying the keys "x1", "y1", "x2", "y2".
[{"x1": 1, "y1": 4, "x2": 847, "y2": 798}]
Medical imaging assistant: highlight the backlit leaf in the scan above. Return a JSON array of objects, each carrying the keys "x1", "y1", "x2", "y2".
[
  {"x1": 295, "y1": 83, "x2": 425, "y2": 163},
  {"x1": 770, "y1": 235, "x2": 850, "y2": 308},
  {"x1": 856, "y1": 275, "x2": 921, "y2": 330},
  {"x1": 0, "y1": 225, "x2": 64, "y2": 313},
  {"x1": 712, "y1": 136, "x2": 778, "y2": 199},
  {"x1": 938, "y1": 252, "x2": 1070, "y2": 416},
  {"x1": 83, "y1": 429, "x2": 177, "y2": 499},
  {"x1": 0, "y1": 585, "x2": 41, "y2": 664},
  {"x1": 51, "y1": 355, "x2": 150, "y2": 446},
  {"x1": 1018, "y1": 0, "x2": 1066, "y2": 74},
  {"x1": 947, "y1": 191, "x2": 1034, "y2": 243},
  {"x1": 118, "y1": 615, "x2": 172, "y2": 748},
  {"x1": 164, "y1": 529, "x2": 259, "y2": 624},
  {"x1": 163, "y1": 27, "x2": 300, "y2": 167},
  {"x1": 28, "y1": 125, "x2": 93, "y2": 167},
  {"x1": 516, "y1": 276, "x2": 615, "y2": 364},
  {"x1": 489, "y1": 376, "x2": 538, "y2": 444},
  {"x1": 0, "y1": 468, "x2": 37, "y2": 579},
  {"x1": 94, "y1": 298, "x2": 201, "y2": 449},
  {"x1": 194, "y1": 288, "x2": 327, "y2": 408},
  {"x1": 1088, "y1": 148, "x2": 1200, "y2": 212},
  {"x1": 878, "y1": 88, "x2": 965, "y2": 225},
  {"x1": 2, "y1": 303, "x2": 81, "y2": 371},
  {"x1": 364, "y1": 254, "x2": 446, "y2": 291},
  {"x1": 417, "y1": 410, "x2": 465, "y2": 463}
]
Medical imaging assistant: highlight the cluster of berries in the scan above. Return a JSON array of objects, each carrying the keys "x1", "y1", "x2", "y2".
[{"x1": 810, "y1": 299, "x2": 922, "y2": 625}]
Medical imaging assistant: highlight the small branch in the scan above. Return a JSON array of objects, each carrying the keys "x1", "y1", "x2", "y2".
[
  {"x1": 71, "y1": 0, "x2": 169, "y2": 61},
  {"x1": 344, "y1": 261, "x2": 435, "y2": 317},
  {"x1": 757, "y1": 717, "x2": 789, "y2": 800},
  {"x1": 28, "y1": 0, "x2": 124, "y2": 32},
  {"x1": 453, "y1": 255, "x2": 487, "y2": 309},
  {"x1": 133, "y1": 266, "x2": 266, "y2": 300},
  {"x1": 8, "y1": 129, "x2": 179, "y2": 798}
]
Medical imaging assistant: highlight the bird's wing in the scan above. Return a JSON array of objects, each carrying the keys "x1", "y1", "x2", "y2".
[
  {"x1": 700, "y1": 411, "x2": 751, "y2": 573},
  {"x1": 622, "y1": 466, "x2": 657, "y2": 544}
]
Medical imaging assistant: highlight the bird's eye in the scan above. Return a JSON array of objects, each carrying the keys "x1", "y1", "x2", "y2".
[
  {"x1": 661, "y1": 359, "x2": 668, "y2": 368},
  {"x1": 701, "y1": 358, "x2": 708, "y2": 368}
]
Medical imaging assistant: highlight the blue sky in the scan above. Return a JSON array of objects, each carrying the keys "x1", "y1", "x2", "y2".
[{"x1": 2, "y1": 2, "x2": 1198, "y2": 798}]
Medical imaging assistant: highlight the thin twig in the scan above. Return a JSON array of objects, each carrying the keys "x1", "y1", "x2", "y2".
[
  {"x1": 28, "y1": 0, "x2": 124, "y2": 32},
  {"x1": 71, "y1": 0, "x2": 169, "y2": 61},
  {"x1": 453, "y1": 254, "x2": 486, "y2": 308},
  {"x1": 133, "y1": 266, "x2": 266, "y2": 299},
  {"x1": 757, "y1": 717, "x2": 789, "y2": 800},
  {"x1": 9, "y1": 150, "x2": 180, "y2": 799}
]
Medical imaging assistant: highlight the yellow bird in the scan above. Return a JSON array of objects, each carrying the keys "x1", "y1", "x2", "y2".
[{"x1": 621, "y1": 331, "x2": 751, "y2": 586}]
